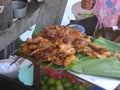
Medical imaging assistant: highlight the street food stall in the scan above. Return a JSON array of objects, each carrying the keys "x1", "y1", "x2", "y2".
[
  {"x1": 1, "y1": 0, "x2": 120, "y2": 90},
  {"x1": 0, "y1": 0, "x2": 68, "y2": 90}
]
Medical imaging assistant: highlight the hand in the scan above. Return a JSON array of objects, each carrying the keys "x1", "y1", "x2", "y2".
[{"x1": 81, "y1": 0, "x2": 93, "y2": 10}]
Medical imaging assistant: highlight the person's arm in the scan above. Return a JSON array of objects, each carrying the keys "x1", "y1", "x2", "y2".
[{"x1": 118, "y1": 15, "x2": 120, "y2": 28}]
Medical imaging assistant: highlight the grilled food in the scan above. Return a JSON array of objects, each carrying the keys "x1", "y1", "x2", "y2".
[{"x1": 21, "y1": 25, "x2": 118, "y2": 67}]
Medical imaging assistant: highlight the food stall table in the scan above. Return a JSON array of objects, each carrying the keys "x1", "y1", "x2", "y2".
[{"x1": 68, "y1": 71, "x2": 120, "y2": 90}]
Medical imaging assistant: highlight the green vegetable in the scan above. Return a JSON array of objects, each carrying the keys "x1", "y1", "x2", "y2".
[
  {"x1": 49, "y1": 86, "x2": 56, "y2": 90},
  {"x1": 61, "y1": 78, "x2": 68, "y2": 83},
  {"x1": 78, "y1": 85, "x2": 85, "y2": 90},
  {"x1": 56, "y1": 84, "x2": 64, "y2": 90},
  {"x1": 65, "y1": 87, "x2": 73, "y2": 90},
  {"x1": 47, "y1": 78, "x2": 56, "y2": 85},
  {"x1": 73, "y1": 84, "x2": 80, "y2": 89},
  {"x1": 41, "y1": 85, "x2": 48, "y2": 90},
  {"x1": 40, "y1": 80, "x2": 45, "y2": 85},
  {"x1": 42, "y1": 74, "x2": 49, "y2": 82},
  {"x1": 56, "y1": 79, "x2": 62, "y2": 85},
  {"x1": 64, "y1": 82, "x2": 71, "y2": 88}
]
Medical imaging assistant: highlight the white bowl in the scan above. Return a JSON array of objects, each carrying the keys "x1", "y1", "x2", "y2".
[
  {"x1": 0, "y1": 59, "x2": 20, "y2": 78},
  {"x1": 72, "y1": 1, "x2": 95, "y2": 20},
  {"x1": 68, "y1": 24, "x2": 85, "y2": 33}
]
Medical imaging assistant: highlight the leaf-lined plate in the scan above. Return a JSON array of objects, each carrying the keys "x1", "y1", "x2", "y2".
[{"x1": 66, "y1": 37, "x2": 120, "y2": 79}]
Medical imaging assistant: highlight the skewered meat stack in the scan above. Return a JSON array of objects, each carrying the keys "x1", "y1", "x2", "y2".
[{"x1": 21, "y1": 25, "x2": 116, "y2": 67}]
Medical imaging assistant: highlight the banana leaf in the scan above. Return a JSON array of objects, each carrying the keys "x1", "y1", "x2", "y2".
[
  {"x1": 66, "y1": 37, "x2": 120, "y2": 78},
  {"x1": 32, "y1": 26, "x2": 44, "y2": 38},
  {"x1": 67, "y1": 56, "x2": 120, "y2": 78},
  {"x1": 93, "y1": 37, "x2": 120, "y2": 53}
]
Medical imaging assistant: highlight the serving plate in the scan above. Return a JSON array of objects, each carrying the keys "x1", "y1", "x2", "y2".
[{"x1": 68, "y1": 71, "x2": 120, "y2": 90}]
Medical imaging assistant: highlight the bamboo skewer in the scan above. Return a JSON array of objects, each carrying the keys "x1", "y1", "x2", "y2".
[{"x1": 10, "y1": 56, "x2": 22, "y2": 66}]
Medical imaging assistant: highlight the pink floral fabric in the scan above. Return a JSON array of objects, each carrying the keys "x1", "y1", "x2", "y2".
[{"x1": 93, "y1": 0, "x2": 120, "y2": 29}]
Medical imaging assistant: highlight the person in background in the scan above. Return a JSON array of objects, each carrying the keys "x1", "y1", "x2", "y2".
[
  {"x1": 81, "y1": 1, "x2": 120, "y2": 90},
  {"x1": 81, "y1": 0, "x2": 120, "y2": 29},
  {"x1": 80, "y1": 0, "x2": 120, "y2": 42}
]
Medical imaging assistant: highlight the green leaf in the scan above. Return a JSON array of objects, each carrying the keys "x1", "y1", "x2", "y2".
[
  {"x1": 93, "y1": 37, "x2": 120, "y2": 53},
  {"x1": 66, "y1": 37, "x2": 120, "y2": 78},
  {"x1": 72, "y1": 56, "x2": 120, "y2": 78},
  {"x1": 32, "y1": 26, "x2": 44, "y2": 38},
  {"x1": 65, "y1": 56, "x2": 91, "y2": 72}
]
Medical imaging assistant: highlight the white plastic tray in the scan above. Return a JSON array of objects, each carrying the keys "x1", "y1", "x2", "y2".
[{"x1": 68, "y1": 71, "x2": 120, "y2": 90}]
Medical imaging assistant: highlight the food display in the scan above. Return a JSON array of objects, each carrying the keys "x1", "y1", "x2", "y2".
[
  {"x1": 17, "y1": 25, "x2": 120, "y2": 90},
  {"x1": 21, "y1": 25, "x2": 119, "y2": 68}
]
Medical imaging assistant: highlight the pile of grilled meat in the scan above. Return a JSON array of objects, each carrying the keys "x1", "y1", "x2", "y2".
[{"x1": 21, "y1": 25, "x2": 118, "y2": 67}]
